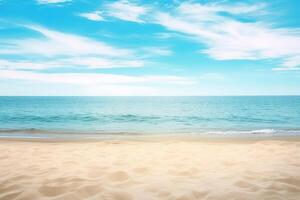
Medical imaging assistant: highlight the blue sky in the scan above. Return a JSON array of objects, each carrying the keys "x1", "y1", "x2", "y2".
[{"x1": 0, "y1": 0, "x2": 300, "y2": 95}]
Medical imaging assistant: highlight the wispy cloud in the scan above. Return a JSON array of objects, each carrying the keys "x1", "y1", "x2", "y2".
[
  {"x1": 281, "y1": 56, "x2": 300, "y2": 68},
  {"x1": 176, "y1": 2, "x2": 267, "y2": 17},
  {"x1": 78, "y1": 11, "x2": 104, "y2": 21},
  {"x1": 0, "y1": 25, "x2": 131, "y2": 57},
  {"x1": 0, "y1": 69, "x2": 195, "y2": 96},
  {"x1": 0, "y1": 58, "x2": 144, "y2": 70},
  {"x1": 150, "y1": 2, "x2": 300, "y2": 70},
  {"x1": 0, "y1": 70, "x2": 193, "y2": 85},
  {"x1": 92, "y1": 1, "x2": 300, "y2": 70},
  {"x1": 155, "y1": 32, "x2": 189, "y2": 40},
  {"x1": 272, "y1": 67, "x2": 300, "y2": 71},
  {"x1": 142, "y1": 47, "x2": 173, "y2": 56},
  {"x1": 0, "y1": 60, "x2": 60, "y2": 70},
  {"x1": 36, "y1": 0, "x2": 71, "y2": 4},
  {"x1": 0, "y1": 25, "x2": 150, "y2": 70},
  {"x1": 105, "y1": 0, "x2": 148, "y2": 23}
]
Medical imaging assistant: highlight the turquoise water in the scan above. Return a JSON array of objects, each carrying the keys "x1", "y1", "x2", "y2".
[{"x1": 0, "y1": 96, "x2": 300, "y2": 138}]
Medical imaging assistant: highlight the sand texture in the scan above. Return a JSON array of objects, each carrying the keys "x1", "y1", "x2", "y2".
[{"x1": 0, "y1": 138, "x2": 300, "y2": 200}]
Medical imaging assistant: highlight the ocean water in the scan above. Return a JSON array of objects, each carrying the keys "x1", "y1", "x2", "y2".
[{"x1": 0, "y1": 96, "x2": 300, "y2": 138}]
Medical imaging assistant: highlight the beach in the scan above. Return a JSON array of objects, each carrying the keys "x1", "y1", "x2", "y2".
[
  {"x1": 0, "y1": 136, "x2": 299, "y2": 200},
  {"x1": 1, "y1": 0, "x2": 300, "y2": 198}
]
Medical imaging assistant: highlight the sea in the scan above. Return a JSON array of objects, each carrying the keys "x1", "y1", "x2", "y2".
[{"x1": 0, "y1": 96, "x2": 300, "y2": 139}]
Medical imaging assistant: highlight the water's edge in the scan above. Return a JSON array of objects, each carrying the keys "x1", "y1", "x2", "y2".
[{"x1": 0, "y1": 128, "x2": 300, "y2": 140}]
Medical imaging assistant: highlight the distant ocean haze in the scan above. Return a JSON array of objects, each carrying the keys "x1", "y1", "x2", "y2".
[{"x1": 0, "y1": 96, "x2": 300, "y2": 138}]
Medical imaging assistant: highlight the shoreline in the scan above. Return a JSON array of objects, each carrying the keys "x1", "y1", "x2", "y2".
[{"x1": 1, "y1": 133, "x2": 300, "y2": 143}]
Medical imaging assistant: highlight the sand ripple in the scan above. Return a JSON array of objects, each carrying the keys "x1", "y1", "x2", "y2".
[{"x1": 0, "y1": 139, "x2": 300, "y2": 200}]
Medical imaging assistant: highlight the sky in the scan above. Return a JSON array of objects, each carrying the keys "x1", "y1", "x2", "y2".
[{"x1": 0, "y1": 0, "x2": 300, "y2": 96}]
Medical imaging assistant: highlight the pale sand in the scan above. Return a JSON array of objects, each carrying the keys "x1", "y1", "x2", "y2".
[{"x1": 0, "y1": 137, "x2": 300, "y2": 200}]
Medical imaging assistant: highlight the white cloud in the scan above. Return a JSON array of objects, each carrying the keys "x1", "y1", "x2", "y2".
[
  {"x1": 0, "y1": 57, "x2": 144, "y2": 70},
  {"x1": 0, "y1": 25, "x2": 131, "y2": 57},
  {"x1": 0, "y1": 60, "x2": 60, "y2": 70},
  {"x1": 37, "y1": 0, "x2": 71, "y2": 4},
  {"x1": 0, "y1": 70, "x2": 193, "y2": 85},
  {"x1": 105, "y1": 0, "x2": 148, "y2": 23},
  {"x1": 0, "y1": 25, "x2": 150, "y2": 70},
  {"x1": 60, "y1": 57, "x2": 144, "y2": 69},
  {"x1": 79, "y1": 11, "x2": 105, "y2": 21},
  {"x1": 153, "y1": 2, "x2": 300, "y2": 70},
  {"x1": 155, "y1": 32, "x2": 188, "y2": 40},
  {"x1": 0, "y1": 70, "x2": 195, "y2": 96},
  {"x1": 0, "y1": 25, "x2": 183, "y2": 70},
  {"x1": 281, "y1": 56, "x2": 300, "y2": 68},
  {"x1": 177, "y1": 2, "x2": 266, "y2": 17},
  {"x1": 272, "y1": 67, "x2": 300, "y2": 71},
  {"x1": 142, "y1": 47, "x2": 172, "y2": 56}
]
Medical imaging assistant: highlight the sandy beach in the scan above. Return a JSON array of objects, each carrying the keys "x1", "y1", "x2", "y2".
[{"x1": 0, "y1": 137, "x2": 300, "y2": 200}]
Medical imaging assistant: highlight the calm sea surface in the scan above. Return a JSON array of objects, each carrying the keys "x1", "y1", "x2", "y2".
[{"x1": 0, "y1": 96, "x2": 300, "y2": 138}]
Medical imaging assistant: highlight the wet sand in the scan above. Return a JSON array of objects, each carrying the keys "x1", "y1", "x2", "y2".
[{"x1": 0, "y1": 137, "x2": 300, "y2": 200}]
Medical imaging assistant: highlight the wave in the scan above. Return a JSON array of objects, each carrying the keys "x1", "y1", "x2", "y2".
[
  {"x1": 0, "y1": 128, "x2": 300, "y2": 139},
  {"x1": 207, "y1": 129, "x2": 278, "y2": 134},
  {"x1": 200, "y1": 129, "x2": 300, "y2": 135},
  {"x1": 250, "y1": 129, "x2": 277, "y2": 134},
  {"x1": 0, "y1": 114, "x2": 290, "y2": 124}
]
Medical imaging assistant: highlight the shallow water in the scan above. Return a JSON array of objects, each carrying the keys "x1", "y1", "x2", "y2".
[{"x1": 0, "y1": 96, "x2": 300, "y2": 138}]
